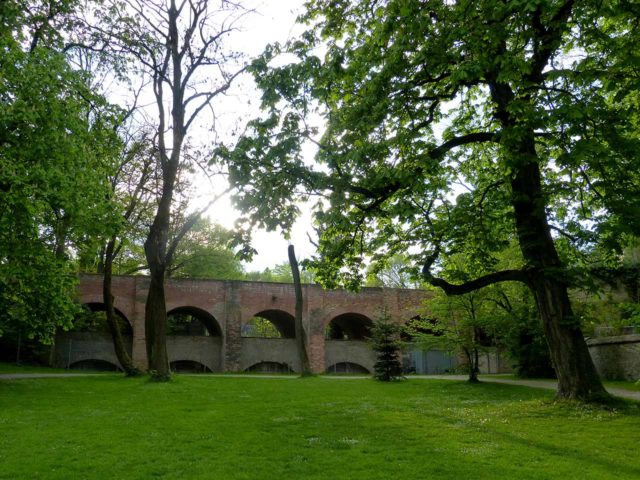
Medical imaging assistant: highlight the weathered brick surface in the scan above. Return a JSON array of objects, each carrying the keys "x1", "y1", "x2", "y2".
[{"x1": 76, "y1": 274, "x2": 431, "y2": 372}]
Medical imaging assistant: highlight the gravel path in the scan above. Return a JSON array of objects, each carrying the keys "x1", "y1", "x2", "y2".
[{"x1": 413, "y1": 375, "x2": 640, "y2": 401}]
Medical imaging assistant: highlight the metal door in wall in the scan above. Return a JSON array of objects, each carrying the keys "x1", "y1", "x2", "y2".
[{"x1": 406, "y1": 349, "x2": 458, "y2": 374}]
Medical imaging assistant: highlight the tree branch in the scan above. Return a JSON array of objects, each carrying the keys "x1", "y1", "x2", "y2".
[
  {"x1": 165, "y1": 186, "x2": 231, "y2": 264},
  {"x1": 421, "y1": 247, "x2": 530, "y2": 295}
]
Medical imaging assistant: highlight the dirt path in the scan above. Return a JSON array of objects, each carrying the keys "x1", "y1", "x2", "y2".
[{"x1": 413, "y1": 375, "x2": 640, "y2": 401}]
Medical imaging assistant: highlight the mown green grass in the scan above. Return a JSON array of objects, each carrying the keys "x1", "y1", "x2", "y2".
[
  {"x1": 0, "y1": 376, "x2": 638, "y2": 479},
  {"x1": 603, "y1": 380, "x2": 640, "y2": 392},
  {"x1": 0, "y1": 362, "x2": 106, "y2": 374}
]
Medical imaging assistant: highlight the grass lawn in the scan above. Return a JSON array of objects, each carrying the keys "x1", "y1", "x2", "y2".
[
  {"x1": 602, "y1": 380, "x2": 640, "y2": 392},
  {"x1": 0, "y1": 376, "x2": 638, "y2": 479},
  {"x1": 0, "y1": 362, "x2": 75, "y2": 374}
]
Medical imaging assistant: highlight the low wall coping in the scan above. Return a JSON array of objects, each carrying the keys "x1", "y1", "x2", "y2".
[{"x1": 586, "y1": 334, "x2": 640, "y2": 347}]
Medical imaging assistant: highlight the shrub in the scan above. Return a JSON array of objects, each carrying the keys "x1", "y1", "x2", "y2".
[{"x1": 370, "y1": 313, "x2": 403, "y2": 381}]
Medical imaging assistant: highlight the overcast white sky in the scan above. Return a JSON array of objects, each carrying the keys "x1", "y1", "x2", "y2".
[{"x1": 193, "y1": 0, "x2": 318, "y2": 272}]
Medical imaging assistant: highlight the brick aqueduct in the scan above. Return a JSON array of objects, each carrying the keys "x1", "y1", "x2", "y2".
[{"x1": 54, "y1": 274, "x2": 430, "y2": 374}]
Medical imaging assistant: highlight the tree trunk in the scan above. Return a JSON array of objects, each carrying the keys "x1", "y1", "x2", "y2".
[
  {"x1": 144, "y1": 272, "x2": 170, "y2": 380},
  {"x1": 103, "y1": 237, "x2": 141, "y2": 376},
  {"x1": 487, "y1": 68, "x2": 609, "y2": 401},
  {"x1": 144, "y1": 207, "x2": 173, "y2": 381},
  {"x1": 53, "y1": 214, "x2": 69, "y2": 259},
  {"x1": 288, "y1": 245, "x2": 311, "y2": 376},
  {"x1": 463, "y1": 347, "x2": 479, "y2": 383},
  {"x1": 529, "y1": 272, "x2": 605, "y2": 400},
  {"x1": 510, "y1": 148, "x2": 608, "y2": 401}
]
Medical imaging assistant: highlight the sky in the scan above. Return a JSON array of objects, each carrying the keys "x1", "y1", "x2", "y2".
[
  {"x1": 192, "y1": 0, "x2": 318, "y2": 272},
  {"x1": 103, "y1": 1, "x2": 322, "y2": 273},
  {"x1": 143, "y1": 0, "x2": 315, "y2": 271}
]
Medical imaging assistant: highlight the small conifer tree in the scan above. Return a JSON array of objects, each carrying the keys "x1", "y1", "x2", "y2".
[{"x1": 370, "y1": 312, "x2": 404, "y2": 381}]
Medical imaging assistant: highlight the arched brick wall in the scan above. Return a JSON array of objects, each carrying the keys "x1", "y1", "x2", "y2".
[{"x1": 75, "y1": 274, "x2": 431, "y2": 373}]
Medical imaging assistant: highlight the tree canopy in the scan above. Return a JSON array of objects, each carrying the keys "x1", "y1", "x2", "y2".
[
  {"x1": 218, "y1": 0, "x2": 640, "y2": 400},
  {"x1": 0, "y1": 0, "x2": 122, "y2": 343}
]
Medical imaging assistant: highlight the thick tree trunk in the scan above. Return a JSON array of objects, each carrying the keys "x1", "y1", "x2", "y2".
[
  {"x1": 288, "y1": 245, "x2": 311, "y2": 376},
  {"x1": 103, "y1": 238, "x2": 140, "y2": 376},
  {"x1": 529, "y1": 273, "x2": 605, "y2": 399},
  {"x1": 486, "y1": 64, "x2": 609, "y2": 401},
  {"x1": 144, "y1": 212, "x2": 172, "y2": 380},
  {"x1": 510, "y1": 150, "x2": 608, "y2": 401},
  {"x1": 144, "y1": 272, "x2": 170, "y2": 380}
]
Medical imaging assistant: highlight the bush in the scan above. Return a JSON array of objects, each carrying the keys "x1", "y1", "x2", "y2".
[{"x1": 503, "y1": 312, "x2": 555, "y2": 378}]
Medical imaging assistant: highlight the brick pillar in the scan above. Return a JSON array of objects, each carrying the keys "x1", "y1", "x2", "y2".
[
  {"x1": 131, "y1": 277, "x2": 148, "y2": 370},
  {"x1": 308, "y1": 306, "x2": 326, "y2": 373},
  {"x1": 222, "y1": 282, "x2": 242, "y2": 372}
]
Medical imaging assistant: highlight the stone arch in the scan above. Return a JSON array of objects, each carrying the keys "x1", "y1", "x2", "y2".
[
  {"x1": 52, "y1": 304, "x2": 133, "y2": 370},
  {"x1": 79, "y1": 302, "x2": 133, "y2": 333},
  {"x1": 170, "y1": 360, "x2": 212, "y2": 373},
  {"x1": 242, "y1": 309, "x2": 295, "y2": 339},
  {"x1": 244, "y1": 361, "x2": 294, "y2": 374},
  {"x1": 325, "y1": 312, "x2": 373, "y2": 340},
  {"x1": 167, "y1": 306, "x2": 222, "y2": 337},
  {"x1": 69, "y1": 359, "x2": 121, "y2": 372},
  {"x1": 326, "y1": 362, "x2": 370, "y2": 374},
  {"x1": 76, "y1": 284, "x2": 135, "y2": 327}
]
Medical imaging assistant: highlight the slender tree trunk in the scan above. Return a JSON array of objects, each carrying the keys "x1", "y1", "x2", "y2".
[
  {"x1": 463, "y1": 347, "x2": 479, "y2": 383},
  {"x1": 15, "y1": 330, "x2": 21, "y2": 365},
  {"x1": 143, "y1": 169, "x2": 177, "y2": 380},
  {"x1": 288, "y1": 245, "x2": 311, "y2": 376},
  {"x1": 473, "y1": 348, "x2": 479, "y2": 378},
  {"x1": 138, "y1": 0, "x2": 184, "y2": 382},
  {"x1": 96, "y1": 245, "x2": 105, "y2": 274},
  {"x1": 103, "y1": 237, "x2": 140, "y2": 376},
  {"x1": 510, "y1": 146, "x2": 608, "y2": 401},
  {"x1": 54, "y1": 215, "x2": 68, "y2": 259}
]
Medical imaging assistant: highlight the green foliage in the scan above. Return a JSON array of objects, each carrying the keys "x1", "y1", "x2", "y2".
[
  {"x1": 370, "y1": 312, "x2": 403, "y2": 381},
  {"x1": 245, "y1": 262, "x2": 316, "y2": 284},
  {"x1": 245, "y1": 263, "x2": 294, "y2": 283},
  {"x1": 500, "y1": 300, "x2": 556, "y2": 379},
  {"x1": 0, "y1": 0, "x2": 122, "y2": 343},
  {"x1": 103, "y1": 217, "x2": 245, "y2": 280},
  {"x1": 414, "y1": 249, "x2": 554, "y2": 378},
  {"x1": 241, "y1": 317, "x2": 281, "y2": 338},
  {"x1": 418, "y1": 290, "x2": 494, "y2": 382},
  {"x1": 365, "y1": 254, "x2": 420, "y2": 288},
  {"x1": 573, "y1": 241, "x2": 640, "y2": 336},
  {"x1": 73, "y1": 309, "x2": 130, "y2": 335},
  {"x1": 219, "y1": 0, "x2": 640, "y2": 293},
  {"x1": 168, "y1": 219, "x2": 245, "y2": 280},
  {"x1": 0, "y1": 244, "x2": 79, "y2": 343}
]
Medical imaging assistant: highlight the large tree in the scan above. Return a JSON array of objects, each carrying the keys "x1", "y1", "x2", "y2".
[
  {"x1": 0, "y1": 0, "x2": 121, "y2": 345},
  {"x1": 91, "y1": 0, "x2": 247, "y2": 379},
  {"x1": 219, "y1": 0, "x2": 640, "y2": 400},
  {"x1": 97, "y1": 134, "x2": 155, "y2": 376}
]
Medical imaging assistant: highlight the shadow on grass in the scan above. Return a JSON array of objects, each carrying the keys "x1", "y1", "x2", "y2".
[{"x1": 425, "y1": 381, "x2": 640, "y2": 477}]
